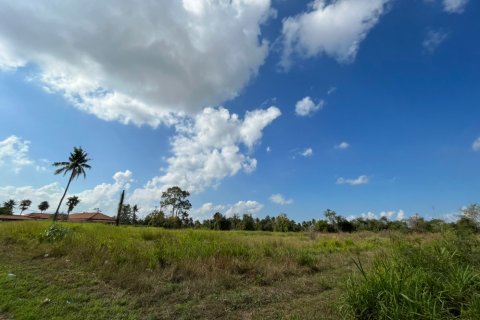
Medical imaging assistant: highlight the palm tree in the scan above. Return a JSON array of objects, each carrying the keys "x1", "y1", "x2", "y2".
[
  {"x1": 65, "y1": 196, "x2": 80, "y2": 220},
  {"x1": 38, "y1": 201, "x2": 50, "y2": 213},
  {"x1": 19, "y1": 199, "x2": 32, "y2": 215},
  {"x1": 3, "y1": 199, "x2": 17, "y2": 214},
  {"x1": 52, "y1": 147, "x2": 91, "y2": 221}
]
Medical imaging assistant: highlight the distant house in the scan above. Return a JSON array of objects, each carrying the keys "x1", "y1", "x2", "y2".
[
  {"x1": 68, "y1": 212, "x2": 115, "y2": 224},
  {"x1": 27, "y1": 213, "x2": 53, "y2": 220},
  {"x1": 0, "y1": 215, "x2": 33, "y2": 222}
]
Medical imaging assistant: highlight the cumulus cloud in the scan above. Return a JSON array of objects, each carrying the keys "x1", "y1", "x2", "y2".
[
  {"x1": 472, "y1": 137, "x2": 480, "y2": 152},
  {"x1": 270, "y1": 193, "x2": 293, "y2": 205},
  {"x1": 336, "y1": 175, "x2": 369, "y2": 186},
  {"x1": 423, "y1": 30, "x2": 448, "y2": 54},
  {"x1": 443, "y1": 0, "x2": 469, "y2": 13},
  {"x1": 280, "y1": 0, "x2": 391, "y2": 69},
  {"x1": 77, "y1": 170, "x2": 133, "y2": 214},
  {"x1": 130, "y1": 106, "x2": 281, "y2": 206},
  {"x1": 192, "y1": 200, "x2": 263, "y2": 220},
  {"x1": 334, "y1": 142, "x2": 350, "y2": 150},
  {"x1": 295, "y1": 96, "x2": 324, "y2": 116},
  {"x1": 348, "y1": 209, "x2": 405, "y2": 221},
  {"x1": 0, "y1": 0, "x2": 273, "y2": 126},
  {"x1": 225, "y1": 200, "x2": 263, "y2": 217},
  {"x1": 0, "y1": 135, "x2": 35, "y2": 173},
  {"x1": 301, "y1": 147, "x2": 314, "y2": 157},
  {"x1": 0, "y1": 170, "x2": 132, "y2": 214}
]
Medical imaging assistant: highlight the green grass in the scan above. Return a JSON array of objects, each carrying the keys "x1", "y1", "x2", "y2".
[
  {"x1": 340, "y1": 233, "x2": 480, "y2": 319},
  {"x1": 0, "y1": 222, "x2": 443, "y2": 319}
]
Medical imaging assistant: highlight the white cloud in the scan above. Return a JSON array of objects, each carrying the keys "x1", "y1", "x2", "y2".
[
  {"x1": 327, "y1": 86, "x2": 337, "y2": 95},
  {"x1": 0, "y1": 0, "x2": 273, "y2": 126},
  {"x1": 301, "y1": 147, "x2": 314, "y2": 157},
  {"x1": 280, "y1": 0, "x2": 391, "y2": 69},
  {"x1": 270, "y1": 193, "x2": 293, "y2": 205},
  {"x1": 192, "y1": 200, "x2": 263, "y2": 220},
  {"x1": 130, "y1": 106, "x2": 280, "y2": 206},
  {"x1": 423, "y1": 30, "x2": 448, "y2": 54},
  {"x1": 0, "y1": 135, "x2": 35, "y2": 173},
  {"x1": 77, "y1": 170, "x2": 133, "y2": 214},
  {"x1": 0, "y1": 170, "x2": 132, "y2": 214},
  {"x1": 295, "y1": 96, "x2": 324, "y2": 116},
  {"x1": 443, "y1": 0, "x2": 469, "y2": 13},
  {"x1": 334, "y1": 141, "x2": 350, "y2": 150},
  {"x1": 225, "y1": 200, "x2": 263, "y2": 217},
  {"x1": 472, "y1": 137, "x2": 480, "y2": 152},
  {"x1": 336, "y1": 175, "x2": 369, "y2": 186},
  {"x1": 348, "y1": 209, "x2": 405, "y2": 221}
]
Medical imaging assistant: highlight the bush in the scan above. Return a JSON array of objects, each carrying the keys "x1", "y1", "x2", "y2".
[{"x1": 40, "y1": 223, "x2": 72, "y2": 242}]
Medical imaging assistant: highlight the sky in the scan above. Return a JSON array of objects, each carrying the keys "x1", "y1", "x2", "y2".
[{"x1": 0, "y1": 0, "x2": 478, "y2": 221}]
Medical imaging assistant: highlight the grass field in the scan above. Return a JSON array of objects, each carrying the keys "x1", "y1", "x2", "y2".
[{"x1": 0, "y1": 222, "x2": 478, "y2": 319}]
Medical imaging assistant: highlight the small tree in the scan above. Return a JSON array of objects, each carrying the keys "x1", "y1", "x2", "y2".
[
  {"x1": 119, "y1": 204, "x2": 132, "y2": 225},
  {"x1": 38, "y1": 201, "x2": 50, "y2": 213},
  {"x1": 19, "y1": 199, "x2": 32, "y2": 215},
  {"x1": 462, "y1": 204, "x2": 480, "y2": 227},
  {"x1": 132, "y1": 204, "x2": 139, "y2": 225},
  {"x1": 241, "y1": 214, "x2": 256, "y2": 231},
  {"x1": 160, "y1": 186, "x2": 192, "y2": 218},
  {"x1": 3, "y1": 199, "x2": 16, "y2": 214}
]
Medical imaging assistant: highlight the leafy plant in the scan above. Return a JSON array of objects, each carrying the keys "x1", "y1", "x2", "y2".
[{"x1": 40, "y1": 224, "x2": 72, "y2": 242}]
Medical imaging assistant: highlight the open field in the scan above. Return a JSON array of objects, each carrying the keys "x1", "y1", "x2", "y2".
[{"x1": 0, "y1": 222, "x2": 478, "y2": 319}]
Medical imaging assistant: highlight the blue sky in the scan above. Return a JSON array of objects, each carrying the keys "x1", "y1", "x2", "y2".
[{"x1": 0, "y1": 0, "x2": 478, "y2": 221}]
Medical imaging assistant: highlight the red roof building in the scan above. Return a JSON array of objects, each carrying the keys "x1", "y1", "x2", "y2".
[
  {"x1": 0, "y1": 215, "x2": 33, "y2": 221},
  {"x1": 26, "y1": 213, "x2": 53, "y2": 220},
  {"x1": 68, "y1": 212, "x2": 115, "y2": 223}
]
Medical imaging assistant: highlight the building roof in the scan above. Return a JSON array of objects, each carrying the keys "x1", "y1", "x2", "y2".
[
  {"x1": 0, "y1": 215, "x2": 33, "y2": 221},
  {"x1": 27, "y1": 213, "x2": 53, "y2": 219},
  {"x1": 68, "y1": 212, "x2": 115, "y2": 221}
]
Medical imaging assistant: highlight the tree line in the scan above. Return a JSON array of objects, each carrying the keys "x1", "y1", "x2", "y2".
[{"x1": 117, "y1": 186, "x2": 480, "y2": 234}]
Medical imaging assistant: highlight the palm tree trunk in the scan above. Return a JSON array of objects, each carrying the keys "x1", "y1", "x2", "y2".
[{"x1": 53, "y1": 172, "x2": 74, "y2": 222}]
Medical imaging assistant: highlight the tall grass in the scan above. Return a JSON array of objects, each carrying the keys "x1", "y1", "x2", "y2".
[{"x1": 341, "y1": 232, "x2": 480, "y2": 319}]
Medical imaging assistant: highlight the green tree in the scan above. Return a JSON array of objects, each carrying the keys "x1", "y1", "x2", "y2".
[
  {"x1": 324, "y1": 209, "x2": 338, "y2": 232},
  {"x1": 119, "y1": 204, "x2": 132, "y2": 224},
  {"x1": 38, "y1": 201, "x2": 50, "y2": 213},
  {"x1": 19, "y1": 199, "x2": 32, "y2": 214},
  {"x1": 52, "y1": 147, "x2": 91, "y2": 221},
  {"x1": 160, "y1": 186, "x2": 192, "y2": 218},
  {"x1": 462, "y1": 203, "x2": 480, "y2": 227},
  {"x1": 241, "y1": 214, "x2": 255, "y2": 231},
  {"x1": 132, "y1": 204, "x2": 139, "y2": 225},
  {"x1": 145, "y1": 209, "x2": 166, "y2": 227},
  {"x1": 274, "y1": 213, "x2": 292, "y2": 232},
  {"x1": 3, "y1": 199, "x2": 16, "y2": 214},
  {"x1": 65, "y1": 196, "x2": 80, "y2": 219}
]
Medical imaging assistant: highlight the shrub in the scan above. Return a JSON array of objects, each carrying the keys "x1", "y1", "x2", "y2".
[{"x1": 39, "y1": 223, "x2": 72, "y2": 242}]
